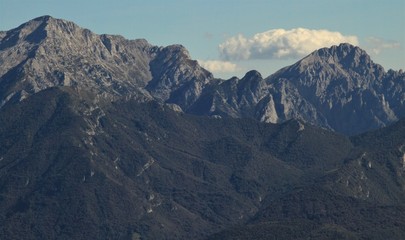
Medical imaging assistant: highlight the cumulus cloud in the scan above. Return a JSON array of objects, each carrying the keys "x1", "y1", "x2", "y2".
[
  {"x1": 198, "y1": 60, "x2": 238, "y2": 73},
  {"x1": 365, "y1": 37, "x2": 400, "y2": 55},
  {"x1": 219, "y1": 28, "x2": 359, "y2": 60}
]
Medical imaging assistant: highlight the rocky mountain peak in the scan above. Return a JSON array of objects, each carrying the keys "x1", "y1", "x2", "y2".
[
  {"x1": 1, "y1": 15, "x2": 83, "y2": 46},
  {"x1": 0, "y1": 16, "x2": 217, "y2": 109},
  {"x1": 319, "y1": 43, "x2": 365, "y2": 57},
  {"x1": 291, "y1": 43, "x2": 374, "y2": 73},
  {"x1": 1, "y1": 16, "x2": 404, "y2": 136},
  {"x1": 323, "y1": 43, "x2": 374, "y2": 69},
  {"x1": 243, "y1": 70, "x2": 263, "y2": 81},
  {"x1": 29, "y1": 15, "x2": 83, "y2": 34},
  {"x1": 272, "y1": 42, "x2": 385, "y2": 90},
  {"x1": 159, "y1": 44, "x2": 192, "y2": 59},
  {"x1": 28, "y1": 15, "x2": 60, "y2": 28},
  {"x1": 261, "y1": 43, "x2": 402, "y2": 135}
]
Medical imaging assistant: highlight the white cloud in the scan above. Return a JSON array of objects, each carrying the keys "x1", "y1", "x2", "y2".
[
  {"x1": 198, "y1": 60, "x2": 238, "y2": 73},
  {"x1": 365, "y1": 37, "x2": 400, "y2": 55},
  {"x1": 219, "y1": 28, "x2": 359, "y2": 60}
]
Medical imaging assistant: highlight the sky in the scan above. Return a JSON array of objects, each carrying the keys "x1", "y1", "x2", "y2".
[{"x1": 0, "y1": 0, "x2": 404, "y2": 79}]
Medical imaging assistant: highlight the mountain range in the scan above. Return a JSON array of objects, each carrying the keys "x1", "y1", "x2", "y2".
[
  {"x1": 0, "y1": 16, "x2": 404, "y2": 239},
  {"x1": 1, "y1": 16, "x2": 404, "y2": 135}
]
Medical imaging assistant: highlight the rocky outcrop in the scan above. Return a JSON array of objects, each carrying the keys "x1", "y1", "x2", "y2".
[{"x1": 147, "y1": 44, "x2": 213, "y2": 110}]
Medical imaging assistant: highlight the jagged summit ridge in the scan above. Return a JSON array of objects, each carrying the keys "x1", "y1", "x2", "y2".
[
  {"x1": 0, "y1": 15, "x2": 85, "y2": 47},
  {"x1": 0, "y1": 16, "x2": 404, "y2": 135},
  {"x1": 189, "y1": 42, "x2": 403, "y2": 134},
  {"x1": 0, "y1": 16, "x2": 212, "y2": 108},
  {"x1": 260, "y1": 43, "x2": 401, "y2": 134},
  {"x1": 310, "y1": 43, "x2": 372, "y2": 67},
  {"x1": 273, "y1": 43, "x2": 383, "y2": 82}
]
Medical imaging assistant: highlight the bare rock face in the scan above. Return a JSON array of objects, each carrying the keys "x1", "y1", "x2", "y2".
[
  {"x1": 0, "y1": 16, "x2": 212, "y2": 108},
  {"x1": 147, "y1": 44, "x2": 213, "y2": 110},
  {"x1": 188, "y1": 43, "x2": 404, "y2": 135},
  {"x1": 1, "y1": 16, "x2": 404, "y2": 135},
  {"x1": 0, "y1": 16, "x2": 149, "y2": 105},
  {"x1": 264, "y1": 43, "x2": 403, "y2": 135}
]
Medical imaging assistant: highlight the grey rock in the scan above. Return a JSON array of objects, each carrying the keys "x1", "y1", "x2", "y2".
[
  {"x1": 147, "y1": 44, "x2": 213, "y2": 110},
  {"x1": 264, "y1": 43, "x2": 403, "y2": 135},
  {"x1": 188, "y1": 43, "x2": 404, "y2": 135},
  {"x1": 1, "y1": 17, "x2": 404, "y2": 135},
  {"x1": 0, "y1": 16, "x2": 211, "y2": 108}
]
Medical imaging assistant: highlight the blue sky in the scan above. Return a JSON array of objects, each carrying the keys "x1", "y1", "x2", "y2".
[{"x1": 1, "y1": 0, "x2": 404, "y2": 79}]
